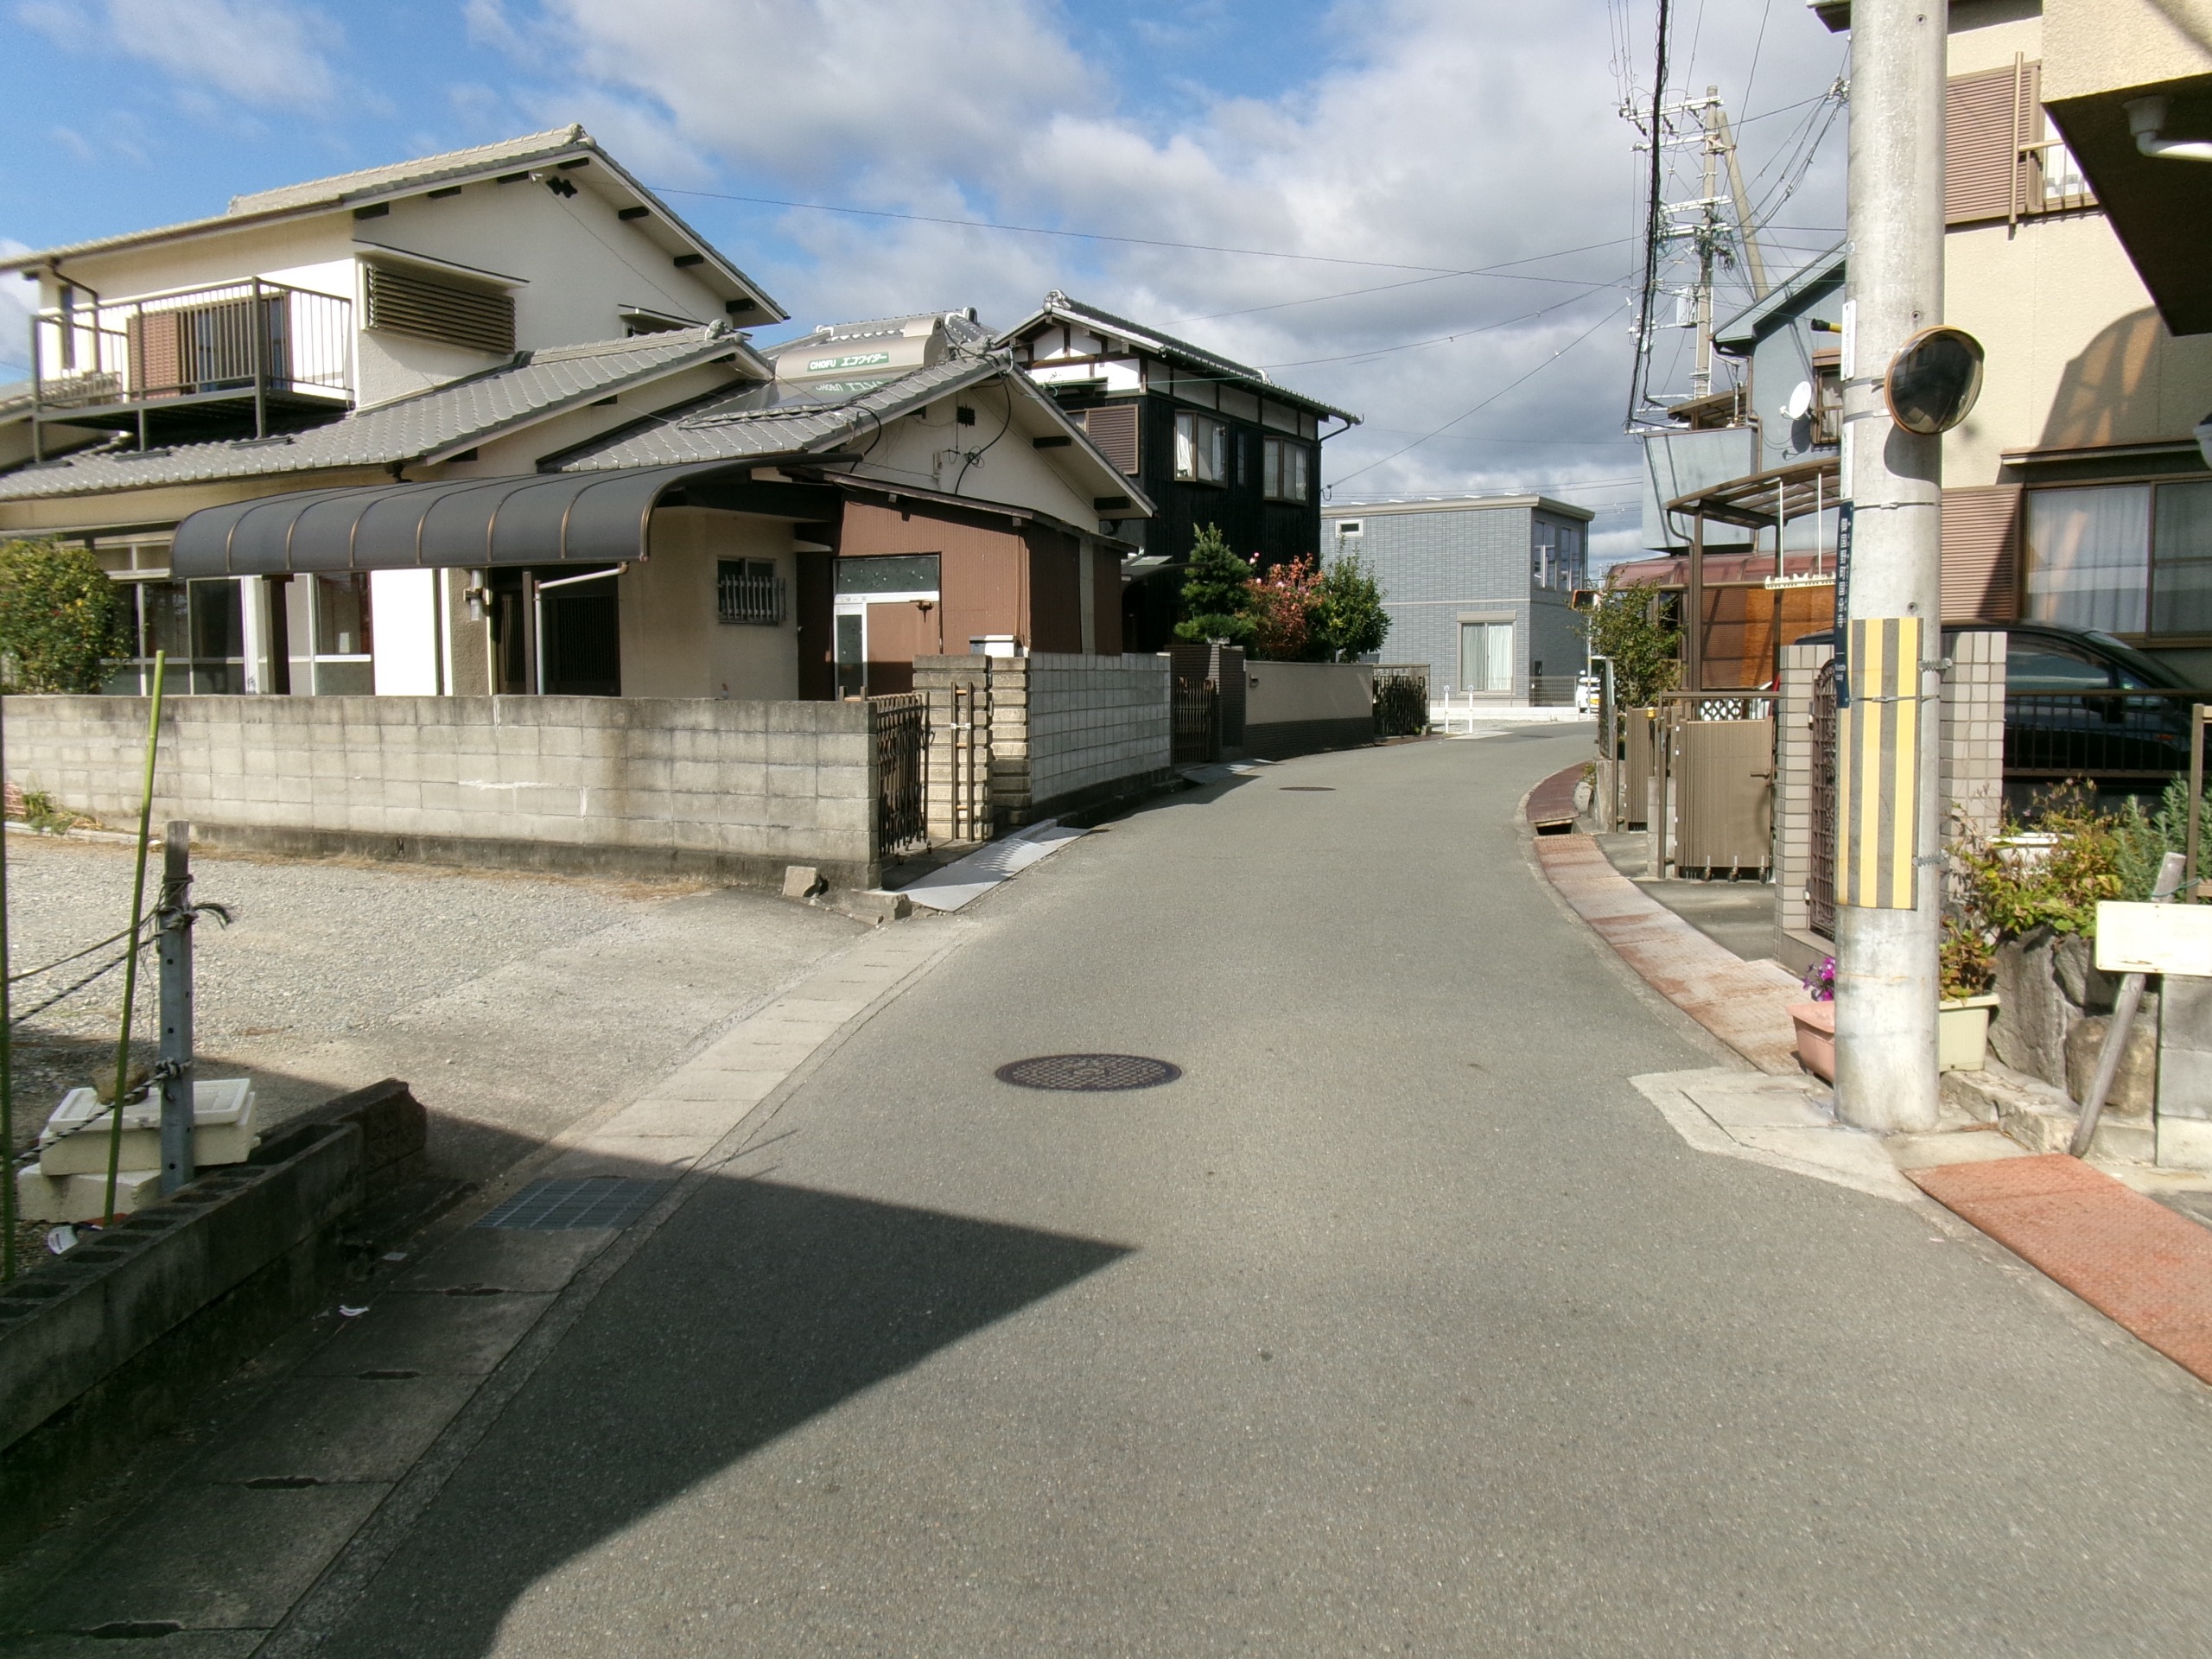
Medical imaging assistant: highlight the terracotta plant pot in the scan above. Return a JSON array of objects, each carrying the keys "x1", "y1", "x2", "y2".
[
  {"x1": 1938, "y1": 993, "x2": 1999, "y2": 1073},
  {"x1": 1788, "y1": 1000, "x2": 1836, "y2": 1082}
]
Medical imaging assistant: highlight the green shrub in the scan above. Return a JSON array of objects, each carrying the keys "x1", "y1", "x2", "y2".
[
  {"x1": 1582, "y1": 576, "x2": 1679, "y2": 708},
  {"x1": 0, "y1": 538, "x2": 132, "y2": 694},
  {"x1": 1173, "y1": 524, "x2": 1256, "y2": 647}
]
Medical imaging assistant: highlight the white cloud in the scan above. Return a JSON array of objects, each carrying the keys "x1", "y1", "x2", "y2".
[
  {"x1": 472, "y1": 0, "x2": 1848, "y2": 508},
  {"x1": 19, "y1": 0, "x2": 343, "y2": 111}
]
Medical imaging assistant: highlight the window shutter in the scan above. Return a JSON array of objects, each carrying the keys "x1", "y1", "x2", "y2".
[
  {"x1": 365, "y1": 264, "x2": 515, "y2": 355},
  {"x1": 1074, "y1": 403, "x2": 1140, "y2": 474},
  {"x1": 1946, "y1": 64, "x2": 2031, "y2": 226},
  {"x1": 126, "y1": 309, "x2": 181, "y2": 398},
  {"x1": 1942, "y1": 486, "x2": 2022, "y2": 622}
]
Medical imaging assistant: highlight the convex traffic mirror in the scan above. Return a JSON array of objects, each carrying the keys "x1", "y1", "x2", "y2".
[{"x1": 1884, "y1": 327, "x2": 1986, "y2": 435}]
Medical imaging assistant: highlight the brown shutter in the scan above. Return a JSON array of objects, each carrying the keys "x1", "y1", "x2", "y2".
[
  {"x1": 365, "y1": 264, "x2": 515, "y2": 355},
  {"x1": 127, "y1": 309, "x2": 182, "y2": 398},
  {"x1": 1072, "y1": 402, "x2": 1140, "y2": 474},
  {"x1": 1946, "y1": 64, "x2": 2031, "y2": 226},
  {"x1": 1942, "y1": 486, "x2": 2022, "y2": 622}
]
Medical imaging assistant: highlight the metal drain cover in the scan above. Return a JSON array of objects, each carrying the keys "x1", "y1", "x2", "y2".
[
  {"x1": 995, "y1": 1053, "x2": 1183, "y2": 1092},
  {"x1": 474, "y1": 1177, "x2": 672, "y2": 1231},
  {"x1": 1280, "y1": 785, "x2": 1335, "y2": 791}
]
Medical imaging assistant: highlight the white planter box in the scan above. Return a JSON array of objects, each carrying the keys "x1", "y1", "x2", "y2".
[{"x1": 1939, "y1": 994, "x2": 1999, "y2": 1073}]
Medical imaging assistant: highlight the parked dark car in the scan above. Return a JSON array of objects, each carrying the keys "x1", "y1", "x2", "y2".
[{"x1": 1792, "y1": 620, "x2": 2209, "y2": 796}]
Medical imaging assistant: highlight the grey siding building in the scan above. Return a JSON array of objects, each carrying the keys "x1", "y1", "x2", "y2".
[{"x1": 1320, "y1": 496, "x2": 1595, "y2": 704}]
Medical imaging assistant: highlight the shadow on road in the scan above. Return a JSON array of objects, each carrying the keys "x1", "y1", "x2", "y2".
[{"x1": 321, "y1": 1175, "x2": 1132, "y2": 1657}]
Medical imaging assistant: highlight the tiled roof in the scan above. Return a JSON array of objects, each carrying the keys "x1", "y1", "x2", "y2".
[
  {"x1": 229, "y1": 129, "x2": 587, "y2": 216},
  {"x1": 0, "y1": 327, "x2": 761, "y2": 502},
  {"x1": 1000, "y1": 291, "x2": 1361, "y2": 424},
  {"x1": 554, "y1": 353, "x2": 1007, "y2": 471}
]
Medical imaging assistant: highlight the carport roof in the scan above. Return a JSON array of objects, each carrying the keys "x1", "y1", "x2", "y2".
[{"x1": 168, "y1": 461, "x2": 838, "y2": 578}]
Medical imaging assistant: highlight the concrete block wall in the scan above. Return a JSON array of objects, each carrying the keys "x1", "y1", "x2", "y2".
[
  {"x1": 915, "y1": 653, "x2": 1171, "y2": 836},
  {"x1": 1028, "y1": 653, "x2": 1172, "y2": 810},
  {"x1": 4, "y1": 695, "x2": 880, "y2": 888}
]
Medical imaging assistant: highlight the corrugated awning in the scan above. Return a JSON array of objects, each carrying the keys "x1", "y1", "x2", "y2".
[{"x1": 169, "y1": 461, "x2": 830, "y2": 578}]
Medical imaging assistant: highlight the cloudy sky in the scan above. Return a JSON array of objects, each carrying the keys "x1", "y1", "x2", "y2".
[{"x1": 0, "y1": 0, "x2": 1849, "y2": 560}]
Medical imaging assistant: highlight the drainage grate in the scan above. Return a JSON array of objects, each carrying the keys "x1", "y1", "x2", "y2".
[
  {"x1": 995, "y1": 1053, "x2": 1182, "y2": 1092},
  {"x1": 1279, "y1": 785, "x2": 1335, "y2": 791},
  {"x1": 474, "y1": 1178, "x2": 672, "y2": 1231}
]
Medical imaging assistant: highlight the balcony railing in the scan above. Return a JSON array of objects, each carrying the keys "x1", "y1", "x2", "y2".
[{"x1": 29, "y1": 277, "x2": 353, "y2": 451}]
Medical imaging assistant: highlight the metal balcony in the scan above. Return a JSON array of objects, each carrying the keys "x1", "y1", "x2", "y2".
[{"x1": 29, "y1": 277, "x2": 353, "y2": 454}]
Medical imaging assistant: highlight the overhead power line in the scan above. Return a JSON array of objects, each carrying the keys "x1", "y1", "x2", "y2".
[
  {"x1": 656, "y1": 186, "x2": 1619, "y2": 280},
  {"x1": 1626, "y1": 0, "x2": 1673, "y2": 428}
]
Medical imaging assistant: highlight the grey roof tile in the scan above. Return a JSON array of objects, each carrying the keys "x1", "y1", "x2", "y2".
[
  {"x1": 554, "y1": 353, "x2": 1005, "y2": 471},
  {"x1": 0, "y1": 327, "x2": 760, "y2": 502}
]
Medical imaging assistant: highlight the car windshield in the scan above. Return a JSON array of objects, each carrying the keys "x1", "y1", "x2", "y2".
[{"x1": 2079, "y1": 631, "x2": 2190, "y2": 689}]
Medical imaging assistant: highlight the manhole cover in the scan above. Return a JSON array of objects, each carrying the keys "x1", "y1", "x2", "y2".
[
  {"x1": 474, "y1": 1178, "x2": 672, "y2": 1231},
  {"x1": 995, "y1": 1054, "x2": 1183, "y2": 1092}
]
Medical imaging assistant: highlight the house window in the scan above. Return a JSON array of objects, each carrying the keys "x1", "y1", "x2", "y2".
[
  {"x1": 281, "y1": 571, "x2": 375, "y2": 695},
  {"x1": 716, "y1": 559, "x2": 785, "y2": 626},
  {"x1": 1262, "y1": 436, "x2": 1311, "y2": 501},
  {"x1": 107, "y1": 576, "x2": 245, "y2": 695},
  {"x1": 2024, "y1": 480, "x2": 2212, "y2": 636},
  {"x1": 1531, "y1": 520, "x2": 1586, "y2": 592},
  {"x1": 1174, "y1": 410, "x2": 1227, "y2": 484}
]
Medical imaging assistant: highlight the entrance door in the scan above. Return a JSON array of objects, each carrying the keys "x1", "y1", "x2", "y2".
[
  {"x1": 540, "y1": 575, "x2": 621, "y2": 696},
  {"x1": 1459, "y1": 620, "x2": 1515, "y2": 694}
]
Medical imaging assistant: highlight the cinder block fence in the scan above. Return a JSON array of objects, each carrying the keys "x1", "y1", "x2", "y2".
[{"x1": 3, "y1": 695, "x2": 884, "y2": 889}]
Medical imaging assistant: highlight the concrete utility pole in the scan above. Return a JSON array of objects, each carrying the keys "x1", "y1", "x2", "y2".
[{"x1": 1834, "y1": 0, "x2": 1947, "y2": 1133}]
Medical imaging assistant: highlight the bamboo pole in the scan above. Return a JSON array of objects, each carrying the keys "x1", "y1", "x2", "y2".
[{"x1": 100, "y1": 652, "x2": 166, "y2": 1224}]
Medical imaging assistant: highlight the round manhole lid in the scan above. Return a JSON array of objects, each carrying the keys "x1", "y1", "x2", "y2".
[{"x1": 995, "y1": 1053, "x2": 1183, "y2": 1092}]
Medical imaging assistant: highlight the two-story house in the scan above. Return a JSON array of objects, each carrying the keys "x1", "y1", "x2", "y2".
[
  {"x1": 0, "y1": 130, "x2": 1147, "y2": 701},
  {"x1": 1318, "y1": 495, "x2": 1593, "y2": 705},
  {"x1": 995, "y1": 292, "x2": 1359, "y2": 651}
]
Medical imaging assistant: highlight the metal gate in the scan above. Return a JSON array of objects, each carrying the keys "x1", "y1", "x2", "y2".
[
  {"x1": 1172, "y1": 681, "x2": 1219, "y2": 765},
  {"x1": 1808, "y1": 658, "x2": 1838, "y2": 938},
  {"x1": 872, "y1": 693, "x2": 927, "y2": 853}
]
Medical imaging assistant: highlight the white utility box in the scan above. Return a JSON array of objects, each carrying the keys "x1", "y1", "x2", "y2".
[{"x1": 35, "y1": 1077, "x2": 258, "y2": 1178}]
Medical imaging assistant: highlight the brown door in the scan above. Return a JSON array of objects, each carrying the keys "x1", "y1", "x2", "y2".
[{"x1": 864, "y1": 600, "x2": 939, "y2": 695}]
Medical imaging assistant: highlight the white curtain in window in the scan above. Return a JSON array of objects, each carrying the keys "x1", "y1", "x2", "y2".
[
  {"x1": 1459, "y1": 621, "x2": 1514, "y2": 693},
  {"x1": 2026, "y1": 486, "x2": 2151, "y2": 632},
  {"x1": 1173, "y1": 412, "x2": 1196, "y2": 481},
  {"x1": 2152, "y1": 480, "x2": 2212, "y2": 635}
]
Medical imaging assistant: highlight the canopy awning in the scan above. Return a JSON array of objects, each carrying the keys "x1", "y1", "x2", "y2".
[
  {"x1": 1665, "y1": 456, "x2": 1841, "y2": 532},
  {"x1": 169, "y1": 461, "x2": 838, "y2": 578}
]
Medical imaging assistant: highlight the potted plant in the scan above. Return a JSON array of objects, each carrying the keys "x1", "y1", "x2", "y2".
[
  {"x1": 1938, "y1": 912, "x2": 1998, "y2": 1073},
  {"x1": 1789, "y1": 957, "x2": 1836, "y2": 1081}
]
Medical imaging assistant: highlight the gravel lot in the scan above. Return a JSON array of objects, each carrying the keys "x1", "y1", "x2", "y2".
[{"x1": 3, "y1": 827, "x2": 868, "y2": 1200}]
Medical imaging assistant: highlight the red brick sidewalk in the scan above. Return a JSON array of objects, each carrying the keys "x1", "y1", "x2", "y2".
[
  {"x1": 1910, "y1": 1155, "x2": 2212, "y2": 1384},
  {"x1": 1533, "y1": 830, "x2": 1805, "y2": 1074}
]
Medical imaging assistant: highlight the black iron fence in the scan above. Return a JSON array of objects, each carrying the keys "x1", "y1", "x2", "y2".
[
  {"x1": 1808, "y1": 659, "x2": 1839, "y2": 938},
  {"x1": 1373, "y1": 664, "x2": 1428, "y2": 737},
  {"x1": 2002, "y1": 689, "x2": 2207, "y2": 785},
  {"x1": 871, "y1": 694, "x2": 927, "y2": 853}
]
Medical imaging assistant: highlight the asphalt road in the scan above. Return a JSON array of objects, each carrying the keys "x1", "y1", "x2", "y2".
[{"x1": 319, "y1": 731, "x2": 2212, "y2": 1657}]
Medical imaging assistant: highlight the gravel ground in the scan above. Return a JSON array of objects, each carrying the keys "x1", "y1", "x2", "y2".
[{"x1": 3, "y1": 827, "x2": 868, "y2": 1253}]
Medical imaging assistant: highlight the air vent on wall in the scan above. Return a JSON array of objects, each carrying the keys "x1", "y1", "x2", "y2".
[{"x1": 365, "y1": 264, "x2": 516, "y2": 356}]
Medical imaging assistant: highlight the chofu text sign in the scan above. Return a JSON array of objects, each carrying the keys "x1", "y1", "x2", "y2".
[{"x1": 2095, "y1": 902, "x2": 2212, "y2": 977}]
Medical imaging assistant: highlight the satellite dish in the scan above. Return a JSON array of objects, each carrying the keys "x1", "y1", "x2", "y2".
[
  {"x1": 1783, "y1": 381, "x2": 1814, "y2": 421},
  {"x1": 1885, "y1": 326, "x2": 1986, "y2": 435}
]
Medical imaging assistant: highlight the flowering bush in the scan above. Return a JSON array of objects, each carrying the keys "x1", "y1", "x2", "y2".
[
  {"x1": 1248, "y1": 556, "x2": 1320, "y2": 659},
  {"x1": 1802, "y1": 955, "x2": 1835, "y2": 1001}
]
